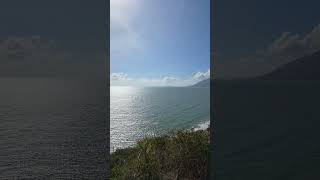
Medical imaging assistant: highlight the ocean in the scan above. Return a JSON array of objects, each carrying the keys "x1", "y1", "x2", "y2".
[
  {"x1": 110, "y1": 86, "x2": 210, "y2": 152},
  {"x1": 213, "y1": 80, "x2": 320, "y2": 179},
  {"x1": 0, "y1": 78, "x2": 108, "y2": 179}
]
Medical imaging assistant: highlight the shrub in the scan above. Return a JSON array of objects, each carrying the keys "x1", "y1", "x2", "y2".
[{"x1": 110, "y1": 129, "x2": 209, "y2": 180}]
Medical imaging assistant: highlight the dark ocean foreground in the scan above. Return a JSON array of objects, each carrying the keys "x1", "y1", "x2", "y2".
[
  {"x1": 212, "y1": 80, "x2": 320, "y2": 180},
  {"x1": 0, "y1": 78, "x2": 108, "y2": 179}
]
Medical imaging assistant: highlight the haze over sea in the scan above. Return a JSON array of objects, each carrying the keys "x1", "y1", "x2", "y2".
[{"x1": 111, "y1": 86, "x2": 210, "y2": 152}]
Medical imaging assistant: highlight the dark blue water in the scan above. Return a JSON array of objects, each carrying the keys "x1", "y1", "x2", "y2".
[
  {"x1": 0, "y1": 78, "x2": 108, "y2": 179},
  {"x1": 213, "y1": 80, "x2": 320, "y2": 180}
]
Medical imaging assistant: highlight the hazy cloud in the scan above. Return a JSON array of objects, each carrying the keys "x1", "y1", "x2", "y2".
[
  {"x1": 0, "y1": 36, "x2": 67, "y2": 62},
  {"x1": 111, "y1": 73, "x2": 129, "y2": 81},
  {"x1": 214, "y1": 23, "x2": 320, "y2": 79},
  {"x1": 111, "y1": 69, "x2": 210, "y2": 87},
  {"x1": 0, "y1": 36, "x2": 103, "y2": 77},
  {"x1": 162, "y1": 76, "x2": 178, "y2": 83},
  {"x1": 110, "y1": 0, "x2": 144, "y2": 54}
]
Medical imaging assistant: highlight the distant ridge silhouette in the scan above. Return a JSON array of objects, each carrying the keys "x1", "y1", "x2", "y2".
[
  {"x1": 192, "y1": 78, "x2": 210, "y2": 87},
  {"x1": 259, "y1": 50, "x2": 320, "y2": 80}
]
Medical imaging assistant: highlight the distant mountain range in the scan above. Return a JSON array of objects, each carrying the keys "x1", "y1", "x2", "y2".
[
  {"x1": 259, "y1": 50, "x2": 320, "y2": 80},
  {"x1": 192, "y1": 78, "x2": 210, "y2": 87},
  {"x1": 191, "y1": 50, "x2": 320, "y2": 83}
]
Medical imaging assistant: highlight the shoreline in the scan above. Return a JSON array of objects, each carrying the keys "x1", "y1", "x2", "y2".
[
  {"x1": 193, "y1": 120, "x2": 210, "y2": 131},
  {"x1": 111, "y1": 120, "x2": 210, "y2": 154}
]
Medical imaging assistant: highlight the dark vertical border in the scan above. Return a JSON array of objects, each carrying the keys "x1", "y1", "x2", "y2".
[
  {"x1": 209, "y1": 0, "x2": 214, "y2": 179},
  {"x1": 105, "y1": 0, "x2": 111, "y2": 179}
]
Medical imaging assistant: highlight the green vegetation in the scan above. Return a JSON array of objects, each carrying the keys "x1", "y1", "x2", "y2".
[{"x1": 111, "y1": 128, "x2": 210, "y2": 180}]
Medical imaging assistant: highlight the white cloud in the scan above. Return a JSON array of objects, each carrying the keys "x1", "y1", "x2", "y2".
[
  {"x1": 214, "y1": 23, "x2": 320, "y2": 79},
  {"x1": 192, "y1": 69, "x2": 210, "y2": 81},
  {"x1": 110, "y1": 69, "x2": 210, "y2": 87},
  {"x1": 111, "y1": 73, "x2": 129, "y2": 81},
  {"x1": 162, "y1": 76, "x2": 178, "y2": 83}
]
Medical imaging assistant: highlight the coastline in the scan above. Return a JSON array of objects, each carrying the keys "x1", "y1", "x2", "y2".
[
  {"x1": 193, "y1": 120, "x2": 210, "y2": 131},
  {"x1": 111, "y1": 119, "x2": 210, "y2": 153}
]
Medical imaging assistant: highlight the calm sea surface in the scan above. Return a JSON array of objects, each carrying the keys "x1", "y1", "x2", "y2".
[
  {"x1": 111, "y1": 86, "x2": 210, "y2": 152},
  {"x1": 0, "y1": 78, "x2": 107, "y2": 179},
  {"x1": 213, "y1": 80, "x2": 320, "y2": 180}
]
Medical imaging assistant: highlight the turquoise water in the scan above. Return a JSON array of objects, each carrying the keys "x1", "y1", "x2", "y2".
[{"x1": 110, "y1": 86, "x2": 210, "y2": 152}]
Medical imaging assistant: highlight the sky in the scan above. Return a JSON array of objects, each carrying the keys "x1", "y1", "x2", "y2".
[
  {"x1": 110, "y1": 0, "x2": 210, "y2": 86},
  {"x1": 0, "y1": 1, "x2": 108, "y2": 78},
  {"x1": 2, "y1": 0, "x2": 319, "y2": 81},
  {"x1": 213, "y1": 0, "x2": 320, "y2": 79}
]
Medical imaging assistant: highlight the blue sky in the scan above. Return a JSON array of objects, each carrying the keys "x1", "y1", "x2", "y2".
[{"x1": 111, "y1": 0, "x2": 210, "y2": 86}]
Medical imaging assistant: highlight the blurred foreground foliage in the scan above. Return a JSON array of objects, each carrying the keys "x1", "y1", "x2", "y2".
[{"x1": 111, "y1": 128, "x2": 210, "y2": 180}]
